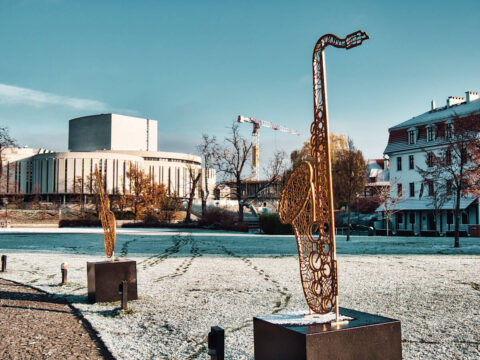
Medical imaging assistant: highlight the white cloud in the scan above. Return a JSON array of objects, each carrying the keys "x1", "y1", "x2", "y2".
[{"x1": 0, "y1": 83, "x2": 108, "y2": 111}]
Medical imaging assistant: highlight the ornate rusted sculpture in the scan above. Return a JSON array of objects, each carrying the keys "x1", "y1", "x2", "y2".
[
  {"x1": 279, "y1": 31, "x2": 369, "y2": 318},
  {"x1": 94, "y1": 165, "x2": 116, "y2": 260}
]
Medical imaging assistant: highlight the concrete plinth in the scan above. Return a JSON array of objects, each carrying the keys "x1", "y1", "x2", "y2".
[
  {"x1": 87, "y1": 259, "x2": 137, "y2": 303},
  {"x1": 254, "y1": 308, "x2": 401, "y2": 360}
]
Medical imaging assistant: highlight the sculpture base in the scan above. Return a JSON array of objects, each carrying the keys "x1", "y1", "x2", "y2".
[
  {"x1": 254, "y1": 308, "x2": 401, "y2": 360},
  {"x1": 87, "y1": 259, "x2": 138, "y2": 303}
]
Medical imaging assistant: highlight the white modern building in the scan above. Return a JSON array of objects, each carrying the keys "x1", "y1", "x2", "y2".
[
  {"x1": 69, "y1": 114, "x2": 157, "y2": 152},
  {"x1": 1, "y1": 114, "x2": 215, "y2": 202},
  {"x1": 381, "y1": 91, "x2": 480, "y2": 234}
]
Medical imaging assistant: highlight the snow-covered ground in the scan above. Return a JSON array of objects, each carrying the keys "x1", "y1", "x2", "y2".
[{"x1": 0, "y1": 229, "x2": 479, "y2": 359}]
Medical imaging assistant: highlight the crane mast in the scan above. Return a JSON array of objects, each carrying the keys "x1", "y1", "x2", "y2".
[{"x1": 237, "y1": 115, "x2": 300, "y2": 180}]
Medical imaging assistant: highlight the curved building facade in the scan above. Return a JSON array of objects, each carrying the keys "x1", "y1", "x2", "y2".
[{"x1": 1, "y1": 114, "x2": 215, "y2": 201}]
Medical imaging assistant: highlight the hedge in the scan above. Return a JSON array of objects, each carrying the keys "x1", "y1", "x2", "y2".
[
  {"x1": 259, "y1": 213, "x2": 293, "y2": 235},
  {"x1": 59, "y1": 219, "x2": 102, "y2": 227}
]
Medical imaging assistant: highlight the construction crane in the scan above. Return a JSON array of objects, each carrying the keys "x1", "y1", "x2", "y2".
[{"x1": 237, "y1": 115, "x2": 300, "y2": 180}]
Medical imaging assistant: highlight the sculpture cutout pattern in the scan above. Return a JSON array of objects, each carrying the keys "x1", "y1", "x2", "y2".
[
  {"x1": 279, "y1": 31, "x2": 369, "y2": 315},
  {"x1": 94, "y1": 165, "x2": 116, "y2": 260}
]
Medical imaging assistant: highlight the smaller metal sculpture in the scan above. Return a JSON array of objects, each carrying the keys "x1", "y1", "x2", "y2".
[{"x1": 94, "y1": 165, "x2": 116, "y2": 260}]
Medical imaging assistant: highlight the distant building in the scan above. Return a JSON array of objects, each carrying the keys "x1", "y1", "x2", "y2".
[
  {"x1": 380, "y1": 91, "x2": 480, "y2": 234},
  {"x1": 68, "y1": 114, "x2": 157, "y2": 152},
  {"x1": 223, "y1": 179, "x2": 282, "y2": 201},
  {"x1": 214, "y1": 184, "x2": 231, "y2": 200},
  {"x1": 1, "y1": 114, "x2": 215, "y2": 202},
  {"x1": 364, "y1": 158, "x2": 389, "y2": 197},
  {"x1": 219, "y1": 178, "x2": 283, "y2": 213}
]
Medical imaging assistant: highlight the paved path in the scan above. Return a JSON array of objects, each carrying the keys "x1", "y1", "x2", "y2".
[{"x1": 0, "y1": 278, "x2": 113, "y2": 359}]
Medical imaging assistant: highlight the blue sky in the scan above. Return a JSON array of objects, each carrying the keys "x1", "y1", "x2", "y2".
[{"x1": 1, "y1": 0, "x2": 479, "y2": 173}]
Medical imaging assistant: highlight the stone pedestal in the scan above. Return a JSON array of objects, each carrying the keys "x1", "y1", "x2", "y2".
[
  {"x1": 254, "y1": 308, "x2": 401, "y2": 360},
  {"x1": 87, "y1": 259, "x2": 137, "y2": 303}
]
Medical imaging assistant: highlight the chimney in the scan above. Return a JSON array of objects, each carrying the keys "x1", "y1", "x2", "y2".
[
  {"x1": 447, "y1": 96, "x2": 465, "y2": 107},
  {"x1": 431, "y1": 99, "x2": 436, "y2": 110},
  {"x1": 466, "y1": 91, "x2": 479, "y2": 103}
]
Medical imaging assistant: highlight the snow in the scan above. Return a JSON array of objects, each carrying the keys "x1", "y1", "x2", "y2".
[
  {"x1": 0, "y1": 229, "x2": 479, "y2": 359},
  {"x1": 258, "y1": 311, "x2": 352, "y2": 326}
]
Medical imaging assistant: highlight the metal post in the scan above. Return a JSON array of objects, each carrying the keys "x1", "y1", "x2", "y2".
[
  {"x1": 119, "y1": 280, "x2": 128, "y2": 310},
  {"x1": 208, "y1": 326, "x2": 224, "y2": 360},
  {"x1": 1, "y1": 255, "x2": 6, "y2": 272},
  {"x1": 61, "y1": 262, "x2": 68, "y2": 284}
]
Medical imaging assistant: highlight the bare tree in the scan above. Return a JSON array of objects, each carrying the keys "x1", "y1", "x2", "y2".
[
  {"x1": 0, "y1": 127, "x2": 17, "y2": 194},
  {"x1": 418, "y1": 114, "x2": 480, "y2": 247},
  {"x1": 418, "y1": 178, "x2": 447, "y2": 233},
  {"x1": 332, "y1": 138, "x2": 366, "y2": 241},
  {"x1": 184, "y1": 165, "x2": 202, "y2": 223},
  {"x1": 375, "y1": 180, "x2": 402, "y2": 236},
  {"x1": 243, "y1": 150, "x2": 287, "y2": 207},
  {"x1": 196, "y1": 134, "x2": 218, "y2": 215},
  {"x1": 215, "y1": 123, "x2": 252, "y2": 222},
  {"x1": 74, "y1": 176, "x2": 88, "y2": 217}
]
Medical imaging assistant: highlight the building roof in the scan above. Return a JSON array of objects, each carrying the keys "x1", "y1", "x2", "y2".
[
  {"x1": 389, "y1": 97, "x2": 480, "y2": 131},
  {"x1": 384, "y1": 128, "x2": 446, "y2": 154},
  {"x1": 376, "y1": 196, "x2": 477, "y2": 212},
  {"x1": 366, "y1": 181, "x2": 390, "y2": 187},
  {"x1": 384, "y1": 97, "x2": 480, "y2": 155}
]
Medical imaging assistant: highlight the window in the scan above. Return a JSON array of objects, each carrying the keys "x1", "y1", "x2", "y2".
[
  {"x1": 46, "y1": 159, "x2": 49, "y2": 193},
  {"x1": 90, "y1": 159, "x2": 93, "y2": 194},
  {"x1": 409, "y1": 213, "x2": 415, "y2": 224},
  {"x1": 65, "y1": 159, "x2": 68, "y2": 192},
  {"x1": 445, "y1": 123, "x2": 453, "y2": 139},
  {"x1": 408, "y1": 130, "x2": 416, "y2": 144},
  {"x1": 426, "y1": 152, "x2": 434, "y2": 167},
  {"x1": 447, "y1": 212, "x2": 453, "y2": 225},
  {"x1": 446, "y1": 180, "x2": 453, "y2": 195},
  {"x1": 397, "y1": 157, "x2": 402, "y2": 171},
  {"x1": 53, "y1": 160, "x2": 56, "y2": 193},
  {"x1": 409, "y1": 182, "x2": 415, "y2": 197},
  {"x1": 446, "y1": 150, "x2": 452, "y2": 165},
  {"x1": 462, "y1": 212, "x2": 469, "y2": 224},
  {"x1": 104, "y1": 160, "x2": 107, "y2": 191},
  {"x1": 409, "y1": 155, "x2": 414, "y2": 169},
  {"x1": 396, "y1": 213, "x2": 404, "y2": 223},
  {"x1": 397, "y1": 183, "x2": 403, "y2": 197},
  {"x1": 426, "y1": 126, "x2": 435, "y2": 142},
  {"x1": 427, "y1": 180, "x2": 434, "y2": 196}
]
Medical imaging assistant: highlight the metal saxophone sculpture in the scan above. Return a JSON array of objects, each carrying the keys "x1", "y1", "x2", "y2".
[
  {"x1": 279, "y1": 31, "x2": 369, "y2": 316},
  {"x1": 94, "y1": 165, "x2": 116, "y2": 260}
]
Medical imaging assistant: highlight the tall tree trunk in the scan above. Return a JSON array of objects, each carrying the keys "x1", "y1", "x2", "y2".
[
  {"x1": 200, "y1": 189, "x2": 206, "y2": 216},
  {"x1": 440, "y1": 211, "x2": 443, "y2": 233},
  {"x1": 185, "y1": 173, "x2": 200, "y2": 223},
  {"x1": 346, "y1": 205, "x2": 351, "y2": 241},
  {"x1": 386, "y1": 214, "x2": 389, "y2": 236},
  {"x1": 238, "y1": 199, "x2": 244, "y2": 222},
  {"x1": 185, "y1": 197, "x2": 193, "y2": 222},
  {"x1": 237, "y1": 178, "x2": 244, "y2": 222},
  {"x1": 454, "y1": 189, "x2": 461, "y2": 248}
]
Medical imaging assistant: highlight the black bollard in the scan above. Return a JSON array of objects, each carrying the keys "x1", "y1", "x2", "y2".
[
  {"x1": 1, "y1": 255, "x2": 6, "y2": 272},
  {"x1": 208, "y1": 326, "x2": 224, "y2": 360},
  {"x1": 119, "y1": 280, "x2": 128, "y2": 310},
  {"x1": 61, "y1": 262, "x2": 68, "y2": 285}
]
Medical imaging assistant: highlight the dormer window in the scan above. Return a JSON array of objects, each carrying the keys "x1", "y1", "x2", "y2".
[
  {"x1": 407, "y1": 127, "x2": 417, "y2": 144},
  {"x1": 426, "y1": 125, "x2": 436, "y2": 142},
  {"x1": 445, "y1": 121, "x2": 453, "y2": 139}
]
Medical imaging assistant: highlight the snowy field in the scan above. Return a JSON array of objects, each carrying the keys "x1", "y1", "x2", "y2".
[{"x1": 0, "y1": 228, "x2": 479, "y2": 359}]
